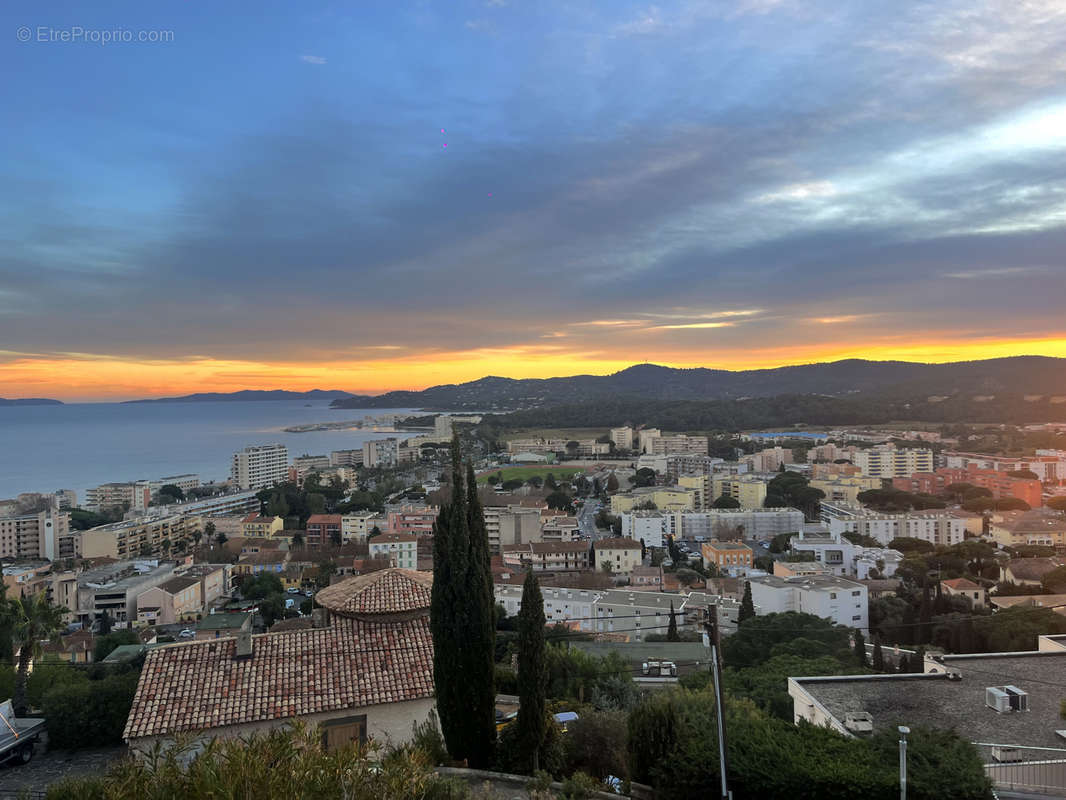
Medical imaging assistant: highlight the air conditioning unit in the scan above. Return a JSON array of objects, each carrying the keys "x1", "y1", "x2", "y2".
[
  {"x1": 986, "y1": 687, "x2": 1011, "y2": 713},
  {"x1": 844, "y1": 712, "x2": 874, "y2": 734},
  {"x1": 1004, "y1": 686, "x2": 1030, "y2": 712}
]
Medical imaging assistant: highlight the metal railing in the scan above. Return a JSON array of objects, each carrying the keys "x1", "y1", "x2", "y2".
[{"x1": 973, "y1": 742, "x2": 1066, "y2": 797}]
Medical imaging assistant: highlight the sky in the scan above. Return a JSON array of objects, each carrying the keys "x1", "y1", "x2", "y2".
[{"x1": 2, "y1": 0, "x2": 1065, "y2": 401}]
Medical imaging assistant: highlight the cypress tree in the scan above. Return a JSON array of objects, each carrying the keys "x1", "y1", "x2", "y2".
[
  {"x1": 464, "y1": 462, "x2": 497, "y2": 769},
  {"x1": 738, "y1": 581, "x2": 755, "y2": 623},
  {"x1": 516, "y1": 569, "x2": 547, "y2": 772},
  {"x1": 872, "y1": 633, "x2": 885, "y2": 671},
  {"x1": 430, "y1": 435, "x2": 471, "y2": 762},
  {"x1": 854, "y1": 629, "x2": 866, "y2": 666},
  {"x1": 667, "y1": 602, "x2": 680, "y2": 641}
]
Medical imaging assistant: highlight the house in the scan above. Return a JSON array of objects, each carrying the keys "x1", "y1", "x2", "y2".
[
  {"x1": 195, "y1": 611, "x2": 253, "y2": 641},
  {"x1": 136, "y1": 576, "x2": 203, "y2": 625},
  {"x1": 368, "y1": 533, "x2": 418, "y2": 570},
  {"x1": 788, "y1": 642, "x2": 1066, "y2": 795},
  {"x1": 39, "y1": 629, "x2": 94, "y2": 664},
  {"x1": 593, "y1": 537, "x2": 643, "y2": 576},
  {"x1": 1001, "y1": 557, "x2": 1063, "y2": 587},
  {"x1": 989, "y1": 593, "x2": 1066, "y2": 615},
  {"x1": 940, "y1": 577, "x2": 986, "y2": 609},
  {"x1": 700, "y1": 539, "x2": 754, "y2": 575},
  {"x1": 241, "y1": 514, "x2": 284, "y2": 539},
  {"x1": 234, "y1": 550, "x2": 291, "y2": 577},
  {"x1": 630, "y1": 565, "x2": 663, "y2": 590},
  {"x1": 125, "y1": 569, "x2": 436, "y2": 753}
]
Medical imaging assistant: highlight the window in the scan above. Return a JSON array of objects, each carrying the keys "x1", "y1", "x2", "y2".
[{"x1": 829, "y1": 592, "x2": 837, "y2": 599}]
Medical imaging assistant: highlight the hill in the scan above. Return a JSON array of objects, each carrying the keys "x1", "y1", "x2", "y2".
[
  {"x1": 329, "y1": 356, "x2": 1066, "y2": 411},
  {"x1": 0, "y1": 397, "x2": 64, "y2": 406},
  {"x1": 124, "y1": 389, "x2": 354, "y2": 404}
]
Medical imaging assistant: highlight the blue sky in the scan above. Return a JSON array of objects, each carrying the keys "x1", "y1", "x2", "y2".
[{"x1": 2, "y1": 0, "x2": 1066, "y2": 397}]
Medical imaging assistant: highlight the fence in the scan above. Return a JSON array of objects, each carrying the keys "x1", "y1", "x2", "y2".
[{"x1": 973, "y1": 742, "x2": 1066, "y2": 797}]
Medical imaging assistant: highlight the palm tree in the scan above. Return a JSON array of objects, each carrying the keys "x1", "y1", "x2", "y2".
[{"x1": 10, "y1": 592, "x2": 67, "y2": 715}]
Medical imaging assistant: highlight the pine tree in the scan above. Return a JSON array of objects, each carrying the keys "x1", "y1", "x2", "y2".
[
  {"x1": 912, "y1": 645, "x2": 926, "y2": 673},
  {"x1": 854, "y1": 629, "x2": 866, "y2": 667},
  {"x1": 739, "y1": 581, "x2": 755, "y2": 623},
  {"x1": 896, "y1": 653, "x2": 910, "y2": 673},
  {"x1": 919, "y1": 582, "x2": 932, "y2": 643},
  {"x1": 872, "y1": 633, "x2": 885, "y2": 671},
  {"x1": 516, "y1": 569, "x2": 547, "y2": 772},
  {"x1": 667, "y1": 602, "x2": 680, "y2": 641},
  {"x1": 463, "y1": 462, "x2": 496, "y2": 769},
  {"x1": 430, "y1": 435, "x2": 471, "y2": 763}
]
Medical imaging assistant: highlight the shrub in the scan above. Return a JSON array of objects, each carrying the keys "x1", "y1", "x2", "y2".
[
  {"x1": 560, "y1": 771, "x2": 602, "y2": 799},
  {"x1": 40, "y1": 670, "x2": 139, "y2": 749},
  {"x1": 564, "y1": 710, "x2": 628, "y2": 781},
  {"x1": 495, "y1": 716, "x2": 566, "y2": 777},
  {"x1": 411, "y1": 710, "x2": 448, "y2": 766}
]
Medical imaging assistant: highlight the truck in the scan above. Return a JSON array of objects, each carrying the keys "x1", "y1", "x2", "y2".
[
  {"x1": 0, "y1": 699, "x2": 44, "y2": 765},
  {"x1": 641, "y1": 660, "x2": 678, "y2": 677}
]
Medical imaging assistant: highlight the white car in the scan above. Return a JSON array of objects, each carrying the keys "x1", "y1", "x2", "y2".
[{"x1": 178, "y1": 629, "x2": 194, "y2": 638}]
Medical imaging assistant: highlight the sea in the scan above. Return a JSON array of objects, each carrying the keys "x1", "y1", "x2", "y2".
[{"x1": 0, "y1": 400, "x2": 420, "y2": 501}]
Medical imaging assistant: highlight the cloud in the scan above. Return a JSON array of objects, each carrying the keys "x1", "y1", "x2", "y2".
[
  {"x1": 299, "y1": 55, "x2": 327, "y2": 65},
  {"x1": 944, "y1": 266, "x2": 1049, "y2": 279}
]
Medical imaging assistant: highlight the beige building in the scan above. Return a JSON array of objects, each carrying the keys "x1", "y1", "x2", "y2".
[
  {"x1": 853, "y1": 446, "x2": 934, "y2": 478},
  {"x1": 610, "y1": 426, "x2": 634, "y2": 451},
  {"x1": 809, "y1": 475, "x2": 883, "y2": 505},
  {"x1": 541, "y1": 517, "x2": 580, "y2": 543},
  {"x1": 80, "y1": 514, "x2": 199, "y2": 560},
  {"x1": 645, "y1": 433, "x2": 708, "y2": 456},
  {"x1": 85, "y1": 481, "x2": 151, "y2": 513},
  {"x1": 593, "y1": 537, "x2": 643, "y2": 576},
  {"x1": 610, "y1": 487, "x2": 699, "y2": 514},
  {"x1": 940, "y1": 577, "x2": 986, "y2": 609},
  {"x1": 241, "y1": 513, "x2": 285, "y2": 539},
  {"x1": 501, "y1": 541, "x2": 591, "y2": 572},
  {"x1": 136, "y1": 576, "x2": 203, "y2": 625},
  {"x1": 0, "y1": 510, "x2": 75, "y2": 561},
  {"x1": 368, "y1": 533, "x2": 418, "y2": 570},
  {"x1": 711, "y1": 476, "x2": 768, "y2": 510}
]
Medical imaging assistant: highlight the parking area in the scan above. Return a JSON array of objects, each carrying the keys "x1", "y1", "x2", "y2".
[{"x1": 0, "y1": 736, "x2": 125, "y2": 795}]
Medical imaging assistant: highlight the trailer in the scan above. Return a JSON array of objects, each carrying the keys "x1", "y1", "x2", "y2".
[{"x1": 0, "y1": 700, "x2": 45, "y2": 765}]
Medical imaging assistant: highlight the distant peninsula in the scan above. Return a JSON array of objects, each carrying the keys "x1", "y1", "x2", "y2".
[
  {"x1": 124, "y1": 389, "x2": 355, "y2": 404},
  {"x1": 0, "y1": 397, "x2": 64, "y2": 406}
]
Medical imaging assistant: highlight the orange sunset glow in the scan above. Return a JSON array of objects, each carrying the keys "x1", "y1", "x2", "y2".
[{"x1": 6, "y1": 335, "x2": 1066, "y2": 401}]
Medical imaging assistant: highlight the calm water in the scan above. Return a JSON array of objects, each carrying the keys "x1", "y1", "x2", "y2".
[{"x1": 0, "y1": 401, "x2": 419, "y2": 500}]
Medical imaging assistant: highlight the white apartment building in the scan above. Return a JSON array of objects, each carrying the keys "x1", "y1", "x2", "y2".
[
  {"x1": 853, "y1": 446, "x2": 934, "y2": 478},
  {"x1": 824, "y1": 506, "x2": 965, "y2": 547},
  {"x1": 0, "y1": 510, "x2": 75, "y2": 561},
  {"x1": 944, "y1": 451, "x2": 1066, "y2": 483},
  {"x1": 610, "y1": 426, "x2": 634, "y2": 451},
  {"x1": 494, "y1": 583, "x2": 742, "y2": 639},
  {"x1": 665, "y1": 454, "x2": 724, "y2": 480},
  {"x1": 748, "y1": 574, "x2": 868, "y2": 629},
  {"x1": 789, "y1": 530, "x2": 902, "y2": 579},
  {"x1": 148, "y1": 474, "x2": 201, "y2": 495},
  {"x1": 621, "y1": 507, "x2": 807, "y2": 547},
  {"x1": 160, "y1": 490, "x2": 261, "y2": 518},
  {"x1": 85, "y1": 481, "x2": 152, "y2": 513},
  {"x1": 330, "y1": 449, "x2": 365, "y2": 468},
  {"x1": 368, "y1": 533, "x2": 418, "y2": 569},
  {"x1": 647, "y1": 434, "x2": 709, "y2": 456},
  {"x1": 638, "y1": 428, "x2": 662, "y2": 453},
  {"x1": 341, "y1": 511, "x2": 385, "y2": 543},
  {"x1": 747, "y1": 447, "x2": 792, "y2": 472},
  {"x1": 621, "y1": 511, "x2": 669, "y2": 549},
  {"x1": 483, "y1": 504, "x2": 546, "y2": 553},
  {"x1": 230, "y1": 444, "x2": 289, "y2": 490},
  {"x1": 292, "y1": 454, "x2": 330, "y2": 478},
  {"x1": 363, "y1": 438, "x2": 399, "y2": 468},
  {"x1": 541, "y1": 516, "x2": 580, "y2": 543}
]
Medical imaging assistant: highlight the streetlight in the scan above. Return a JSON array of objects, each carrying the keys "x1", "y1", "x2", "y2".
[{"x1": 898, "y1": 725, "x2": 910, "y2": 800}]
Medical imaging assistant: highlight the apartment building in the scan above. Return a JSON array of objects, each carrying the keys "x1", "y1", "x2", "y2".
[
  {"x1": 368, "y1": 533, "x2": 418, "y2": 569},
  {"x1": 853, "y1": 446, "x2": 934, "y2": 478},
  {"x1": 747, "y1": 447, "x2": 792, "y2": 473},
  {"x1": 824, "y1": 506, "x2": 965, "y2": 547},
  {"x1": 610, "y1": 487, "x2": 699, "y2": 514},
  {"x1": 494, "y1": 583, "x2": 742, "y2": 639},
  {"x1": 161, "y1": 490, "x2": 261, "y2": 518},
  {"x1": 593, "y1": 537, "x2": 642, "y2": 576},
  {"x1": 944, "y1": 451, "x2": 1066, "y2": 484},
  {"x1": 808, "y1": 443, "x2": 856, "y2": 463},
  {"x1": 610, "y1": 426, "x2": 635, "y2": 451},
  {"x1": 681, "y1": 507, "x2": 806, "y2": 541},
  {"x1": 711, "y1": 475, "x2": 768, "y2": 510},
  {"x1": 136, "y1": 576, "x2": 202, "y2": 626},
  {"x1": 637, "y1": 429, "x2": 662, "y2": 453},
  {"x1": 341, "y1": 511, "x2": 385, "y2": 543},
  {"x1": 894, "y1": 466, "x2": 1042, "y2": 507},
  {"x1": 620, "y1": 511, "x2": 669, "y2": 548},
  {"x1": 230, "y1": 444, "x2": 289, "y2": 490},
  {"x1": 177, "y1": 563, "x2": 231, "y2": 607},
  {"x1": 665, "y1": 454, "x2": 724, "y2": 480},
  {"x1": 387, "y1": 507, "x2": 439, "y2": 536},
  {"x1": 292, "y1": 454, "x2": 330, "y2": 479},
  {"x1": 362, "y1": 438, "x2": 399, "y2": 468},
  {"x1": 701, "y1": 540, "x2": 754, "y2": 574},
  {"x1": 809, "y1": 475, "x2": 883, "y2": 504},
  {"x1": 748, "y1": 574, "x2": 869, "y2": 629},
  {"x1": 149, "y1": 474, "x2": 201, "y2": 495},
  {"x1": 241, "y1": 513, "x2": 284, "y2": 538},
  {"x1": 506, "y1": 438, "x2": 610, "y2": 457},
  {"x1": 646, "y1": 434, "x2": 709, "y2": 456},
  {"x1": 77, "y1": 560, "x2": 177, "y2": 624},
  {"x1": 80, "y1": 513, "x2": 200, "y2": 560},
  {"x1": 2, "y1": 563, "x2": 53, "y2": 599},
  {"x1": 0, "y1": 510, "x2": 75, "y2": 560},
  {"x1": 541, "y1": 516, "x2": 580, "y2": 543},
  {"x1": 789, "y1": 530, "x2": 902, "y2": 579},
  {"x1": 501, "y1": 541, "x2": 591, "y2": 572},
  {"x1": 306, "y1": 514, "x2": 343, "y2": 548},
  {"x1": 809, "y1": 462, "x2": 863, "y2": 479},
  {"x1": 85, "y1": 481, "x2": 152, "y2": 513},
  {"x1": 330, "y1": 449, "x2": 364, "y2": 468}
]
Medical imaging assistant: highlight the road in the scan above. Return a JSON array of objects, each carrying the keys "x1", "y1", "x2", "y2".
[{"x1": 577, "y1": 500, "x2": 602, "y2": 540}]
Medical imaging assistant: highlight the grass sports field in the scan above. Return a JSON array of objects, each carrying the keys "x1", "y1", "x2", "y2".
[{"x1": 475, "y1": 466, "x2": 585, "y2": 485}]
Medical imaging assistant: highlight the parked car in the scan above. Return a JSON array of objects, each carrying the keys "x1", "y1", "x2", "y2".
[
  {"x1": 286, "y1": 587, "x2": 300, "y2": 594},
  {"x1": 178, "y1": 629, "x2": 194, "y2": 639},
  {"x1": 0, "y1": 700, "x2": 44, "y2": 765}
]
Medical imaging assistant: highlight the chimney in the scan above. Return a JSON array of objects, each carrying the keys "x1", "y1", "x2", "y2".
[
  {"x1": 312, "y1": 608, "x2": 328, "y2": 628},
  {"x1": 235, "y1": 629, "x2": 253, "y2": 659}
]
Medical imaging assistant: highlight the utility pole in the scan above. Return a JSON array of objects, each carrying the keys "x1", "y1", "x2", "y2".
[
  {"x1": 705, "y1": 605, "x2": 731, "y2": 800},
  {"x1": 898, "y1": 725, "x2": 910, "y2": 800}
]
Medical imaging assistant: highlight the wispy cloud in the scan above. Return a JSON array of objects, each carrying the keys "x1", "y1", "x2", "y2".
[
  {"x1": 944, "y1": 266, "x2": 1048, "y2": 279},
  {"x1": 651, "y1": 321, "x2": 735, "y2": 330},
  {"x1": 299, "y1": 55, "x2": 327, "y2": 65}
]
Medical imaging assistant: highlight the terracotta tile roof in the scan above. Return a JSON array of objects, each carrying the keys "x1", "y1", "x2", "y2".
[
  {"x1": 307, "y1": 514, "x2": 342, "y2": 525},
  {"x1": 315, "y1": 568, "x2": 433, "y2": 618},
  {"x1": 941, "y1": 578, "x2": 982, "y2": 591},
  {"x1": 123, "y1": 616, "x2": 433, "y2": 740},
  {"x1": 371, "y1": 533, "x2": 418, "y2": 543},
  {"x1": 157, "y1": 576, "x2": 200, "y2": 595},
  {"x1": 1007, "y1": 558, "x2": 1063, "y2": 582}
]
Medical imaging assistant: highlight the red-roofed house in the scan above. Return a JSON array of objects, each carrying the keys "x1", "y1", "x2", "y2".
[
  {"x1": 940, "y1": 577, "x2": 986, "y2": 609},
  {"x1": 124, "y1": 568, "x2": 435, "y2": 754}
]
